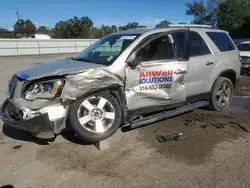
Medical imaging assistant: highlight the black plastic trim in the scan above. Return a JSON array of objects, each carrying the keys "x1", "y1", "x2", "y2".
[
  {"x1": 122, "y1": 101, "x2": 209, "y2": 132},
  {"x1": 186, "y1": 92, "x2": 210, "y2": 103}
]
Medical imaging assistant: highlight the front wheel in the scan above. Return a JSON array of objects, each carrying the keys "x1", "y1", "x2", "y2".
[
  {"x1": 68, "y1": 92, "x2": 122, "y2": 142},
  {"x1": 209, "y1": 77, "x2": 233, "y2": 111}
]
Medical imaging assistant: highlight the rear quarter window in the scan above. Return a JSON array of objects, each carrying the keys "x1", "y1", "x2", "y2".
[{"x1": 206, "y1": 32, "x2": 236, "y2": 52}]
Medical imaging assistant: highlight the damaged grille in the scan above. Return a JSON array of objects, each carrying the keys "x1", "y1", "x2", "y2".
[
  {"x1": 7, "y1": 101, "x2": 24, "y2": 121},
  {"x1": 241, "y1": 56, "x2": 250, "y2": 64}
]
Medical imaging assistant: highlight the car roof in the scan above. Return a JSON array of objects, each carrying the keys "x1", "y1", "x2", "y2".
[
  {"x1": 114, "y1": 28, "x2": 152, "y2": 35},
  {"x1": 113, "y1": 24, "x2": 224, "y2": 36}
]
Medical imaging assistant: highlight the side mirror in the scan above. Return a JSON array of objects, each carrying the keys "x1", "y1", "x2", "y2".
[{"x1": 127, "y1": 52, "x2": 140, "y2": 67}]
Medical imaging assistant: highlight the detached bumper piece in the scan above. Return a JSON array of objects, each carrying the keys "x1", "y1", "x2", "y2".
[{"x1": 0, "y1": 100, "x2": 52, "y2": 135}]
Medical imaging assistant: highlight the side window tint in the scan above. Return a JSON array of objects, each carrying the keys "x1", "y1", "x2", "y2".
[
  {"x1": 189, "y1": 31, "x2": 211, "y2": 57},
  {"x1": 137, "y1": 36, "x2": 173, "y2": 62},
  {"x1": 171, "y1": 32, "x2": 185, "y2": 58},
  {"x1": 206, "y1": 32, "x2": 236, "y2": 52}
]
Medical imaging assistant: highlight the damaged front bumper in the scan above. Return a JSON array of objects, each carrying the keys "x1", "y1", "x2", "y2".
[
  {"x1": 0, "y1": 99, "x2": 51, "y2": 131},
  {"x1": 0, "y1": 99, "x2": 67, "y2": 138},
  {"x1": 241, "y1": 64, "x2": 250, "y2": 74}
]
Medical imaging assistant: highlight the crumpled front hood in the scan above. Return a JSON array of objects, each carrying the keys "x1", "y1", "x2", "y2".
[{"x1": 17, "y1": 59, "x2": 104, "y2": 80}]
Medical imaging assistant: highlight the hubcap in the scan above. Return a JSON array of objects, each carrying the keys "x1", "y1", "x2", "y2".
[
  {"x1": 215, "y1": 82, "x2": 232, "y2": 108},
  {"x1": 77, "y1": 96, "x2": 115, "y2": 133}
]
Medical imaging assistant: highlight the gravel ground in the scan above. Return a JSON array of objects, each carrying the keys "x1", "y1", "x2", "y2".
[{"x1": 0, "y1": 54, "x2": 250, "y2": 188}]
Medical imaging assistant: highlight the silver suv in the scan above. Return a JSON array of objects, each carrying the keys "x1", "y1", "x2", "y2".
[{"x1": 0, "y1": 24, "x2": 241, "y2": 142}]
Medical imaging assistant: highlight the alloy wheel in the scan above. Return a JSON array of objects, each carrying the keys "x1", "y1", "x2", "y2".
[
  {"x1": 77, "y1": 96, "x2": 115, "y2": 133},
  {"x1": 215, "y1": 82, "x2": 232, "y2": 108}
]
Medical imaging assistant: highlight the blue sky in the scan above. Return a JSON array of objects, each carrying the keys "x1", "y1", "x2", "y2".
[{"x1": 0, "y1": 0, "x2": 193, "y2": 30}]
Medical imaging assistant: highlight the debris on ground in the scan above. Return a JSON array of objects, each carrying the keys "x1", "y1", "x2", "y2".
[
  {"x1": 200, "y1": 124, "x2": 209, "y2": 129},
  {"x1": 184, "y1": 119, "x2": 193, "y2": 126},
  {"x1": 229, "y1": 122, "x2": 249, "y2": 132},
  {"x1": 155, "y1": 133, "x2": 187, "y2": 142},
  {"x1": 210, "y1": 122, "x2": 225, "y2": 129},
  {"x1": 12, "y1": 144, "x2": 22, "y2": 149},
  {"x1": 153, "y1": 128, "x2": 159, "y2": 133},
  {"x1": 184, "y1": 113, "x2": 250, "y2": 133}
]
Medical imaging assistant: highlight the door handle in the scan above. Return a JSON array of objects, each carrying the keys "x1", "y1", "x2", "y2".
[
  {"x1": 206, "y1": 61, "x2": 214, "y2": 66},
  {"x1": 174, "y1": 69, "x2": 187, "y2": 75}
]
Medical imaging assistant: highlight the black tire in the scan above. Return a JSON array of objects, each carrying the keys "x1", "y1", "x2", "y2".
[
  {"x1": 209, "y1": 77, "x2": 233, "y2": 111},
  {"x1": 68, "y1": 92, "x2": 122, "y2": 142}
]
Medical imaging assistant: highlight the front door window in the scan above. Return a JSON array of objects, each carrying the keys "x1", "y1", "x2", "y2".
[{"x1": 136, "y1": 35, "x2": 174, "y2": 62}]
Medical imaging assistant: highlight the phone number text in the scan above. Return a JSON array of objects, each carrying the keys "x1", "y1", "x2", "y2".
[{"x1": 139, "y1": 84, "x2": 171, "y2": 91}]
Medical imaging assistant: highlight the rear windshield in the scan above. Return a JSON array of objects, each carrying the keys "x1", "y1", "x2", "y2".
[
  {"x1": 206, "y1": 32, "x2": 236, "y2": 52},
  {"x1": 238, "y1": 43, "x2": 250, "y2": 51}
]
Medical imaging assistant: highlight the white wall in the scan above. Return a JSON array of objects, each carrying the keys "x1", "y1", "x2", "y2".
[{"x1": 0, "y1": 39, "x2": 99, "y2": 56}]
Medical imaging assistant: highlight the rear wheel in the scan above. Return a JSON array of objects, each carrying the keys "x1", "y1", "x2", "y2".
[
  {"x1": 68, "y1": 92, "x2": 122, "y2": 142},
  {"x1": 209, "y1": 77, "x2": 233, "y2": 111}
]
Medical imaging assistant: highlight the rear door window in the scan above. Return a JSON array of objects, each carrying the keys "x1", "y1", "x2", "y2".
[
  {"x1": 189, "y1": 31, "x2": 211, "y2": 57},
  {"x1": 206, "y1": 32, "x2": 236, "y2": 52}
]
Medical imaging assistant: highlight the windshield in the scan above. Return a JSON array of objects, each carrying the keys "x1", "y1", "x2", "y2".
[
  {"x1": 73, "y1": 34, "x2": 140, "y2": 65},
  {"x1": 238, "y1": 43, "x2": 250, "y2": 51}
]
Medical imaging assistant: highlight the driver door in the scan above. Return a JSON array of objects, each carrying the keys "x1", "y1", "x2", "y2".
[{"x1": 125, "y1": 33, "x2": 189, "y2": 111}]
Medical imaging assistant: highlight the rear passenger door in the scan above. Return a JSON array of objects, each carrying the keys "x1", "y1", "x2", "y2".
[{"x1": 171, "y1": 31, "x2": 214, "y2": 97}]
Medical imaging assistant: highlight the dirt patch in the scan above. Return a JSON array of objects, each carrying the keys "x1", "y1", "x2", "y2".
[
  {"x1": 230, "y1": 96, "x2": 250, "y2": 115},
  {"x1": 136, "y1": 76, "x2": 250, "y2": 165},
  {"x1": 137, "y1": 109, "x2": 250, "y2": 165},
  {"x1": 36, "y1": 134, "x2": 155, "y2": 177},
  {"x1": 0, "y1": 130, "x2": 5, "y2": 143},
  {"x1": 234, "y1": 76, "x2": 250, "y2": 96}
]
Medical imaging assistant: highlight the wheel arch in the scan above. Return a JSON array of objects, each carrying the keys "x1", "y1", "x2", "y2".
[
  {"x1": 218, "y1": 69, "x2": 237, "y2": 89},
  {"x1": 67, "y1": 85, "x2": 127, "y2": 123},
  {"x1": 211, "y1": 69, "x2": 237, "y2": 91}
]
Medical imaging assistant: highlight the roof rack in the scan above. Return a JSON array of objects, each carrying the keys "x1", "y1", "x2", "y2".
[{"x1": 155, "y1": 23, "x2": 219, "y2": 29}]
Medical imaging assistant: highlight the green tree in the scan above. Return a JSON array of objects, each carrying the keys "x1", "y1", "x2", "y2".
[
  {"x1": 13, "y1": 19, "x2": 36, "y2": 38},
  {"x1": 52, "y1": 21, "x2": 71, "y2": 38},
  {"x1": 118, "y1": 22, "x2": 146, "y2": 31},
  {"x1": 100, "y1": 25, "x2": 117, "y2": 35},
  {"x1": 155, "y1": 20, "x2": 172, "y2": 27},
  {"x1": 91, "y1": 25, "x2": 117, "y2": 38},
  {"x1": 217, "y1": 0, "x2": 250, "y2": 30},
  {"x1": 68, "y1": 16, "x2": 82, "y2": 38},
  {"x1": 186, "y1": 0, "x2": 207, "y2": 24},
  {"x1": 52, "y1": 16, "x2": 94, "y2": 38},
  {"x1": 79, "y1": 16, "x2": 94, "y2": 38},
  {"x1": 37, "y1": 26, "x2": 50, "y2": 35},
  {"x1": 0, "y1": 28, "x2": 14, "y2": 38},
  {"x1": 24, "y1": 19, "x2": 36, "y2": 35},
  {"x1": 91, "y1": 27, "x2": 102, "y2": 38},
  {"x1": 67, "y1": 16, "x2": 93, "y2": 38},
  {"x1": 14, "y1": 19, "x2": 25, "y2": 37}
]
